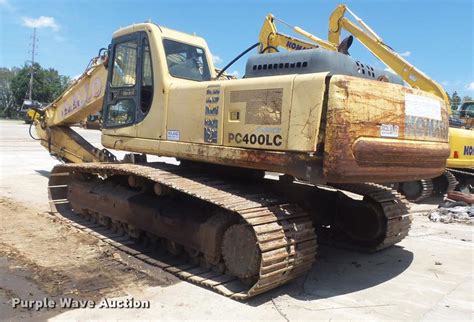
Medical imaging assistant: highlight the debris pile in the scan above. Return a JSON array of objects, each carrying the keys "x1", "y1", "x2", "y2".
[
  {"x1": 428, "y1": 203, "x2": 474, "y2": 225},
  {"x1": 425, "y1": 191, "x2": 473, "y2": 224}
]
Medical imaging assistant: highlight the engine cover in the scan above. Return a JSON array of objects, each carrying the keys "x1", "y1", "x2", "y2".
[{"x1": 245, "y1": 48, "x2": 403, "y2": 85}]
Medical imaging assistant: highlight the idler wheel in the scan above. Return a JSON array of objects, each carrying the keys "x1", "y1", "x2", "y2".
[{"x1": 221, "y1": 224, "x2": 260, "y2": 282}]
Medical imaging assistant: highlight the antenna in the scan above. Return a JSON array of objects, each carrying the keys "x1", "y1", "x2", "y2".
[{"x1": 27, "y1": 28, "x2": 38, "y2": 100}]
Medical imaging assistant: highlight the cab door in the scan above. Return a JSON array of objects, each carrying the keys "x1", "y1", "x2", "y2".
[{"x1": 103, "y1": 32, "x2": 153, "y2": 136}]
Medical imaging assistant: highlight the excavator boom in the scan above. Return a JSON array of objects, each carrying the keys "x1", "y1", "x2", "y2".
[
  {"x1": 258, "y1": 14, "x2": 336, "y2": 53},
  {"x1": 32, "y1": 55, "x2": 114, "y2": 163},
  {"x1": 328, "y1": 5, "x2": 450, "y2": 108},
  {"x1": 259, "y1": 5, "x2": 450, "y2": 108},
  {"x1": 45, "y1": 57, "x2": 108, "y2": 127}
]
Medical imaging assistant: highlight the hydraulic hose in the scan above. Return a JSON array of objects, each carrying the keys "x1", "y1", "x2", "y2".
[{"x1": 215, "y1": 42, "x2": 260, "y2": 79}]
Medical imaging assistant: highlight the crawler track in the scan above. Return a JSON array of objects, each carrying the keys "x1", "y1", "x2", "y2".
[
  {"x1": 330, "y1": 183, "x2": 411, "y2": 252},
  {"x1": 446, "y1": 168, "x2": 473, "y2": 193},
  {"x1": 48, "y1": 162, "x2": 317, "y2": 300},
  {"x1": 270, "y1": 180, "x2": 412, "y2": 252}
]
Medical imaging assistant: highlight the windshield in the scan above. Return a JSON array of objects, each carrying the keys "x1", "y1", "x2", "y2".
[{"x1": 163, "y1": 39, "x2": 211, "y2": 81}]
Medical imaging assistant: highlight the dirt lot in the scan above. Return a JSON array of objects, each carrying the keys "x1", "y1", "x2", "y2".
[
  {"x1": 0, "y1": 119, "x2": 472, "y2": 321},
  {"x1": 0, "y1": 197, "x2": 178, "y2": 321}
]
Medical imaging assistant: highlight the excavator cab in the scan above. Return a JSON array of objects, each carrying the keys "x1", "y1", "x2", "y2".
[{"x1": 102, "y1": 28, "x2": 213, "y2": 131}]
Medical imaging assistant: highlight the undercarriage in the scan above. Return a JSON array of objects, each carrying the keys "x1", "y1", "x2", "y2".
[{"x1": 48, "y1": 162, "x2": 411, "y2": 299}]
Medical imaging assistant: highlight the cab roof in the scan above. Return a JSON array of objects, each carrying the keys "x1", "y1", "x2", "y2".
[{"x1": 112, "y1": 23, "x2": 209, "y2": 48}]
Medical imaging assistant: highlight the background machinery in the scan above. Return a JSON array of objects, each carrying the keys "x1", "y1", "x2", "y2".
[
  {"x1": 453, "y1": 100, "x2": 474, "y2": 129},
  {"x1": 20, "y1": 99, "x2": 43, "y2": 124},
  {"x1": 79, "y1": 112, "x2": 102, "y2": 129},
  {"x1": 444, "y1": 100, "x2": 474, "y2": 194},
  {"x1": 257, "y1": 4, "x2": 474, "y2": 201},
  {"x1": 30, "y1": 6, "x2": 450, "y2": 298}
]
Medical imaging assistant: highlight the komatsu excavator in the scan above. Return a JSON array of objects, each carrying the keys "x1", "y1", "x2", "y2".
[
  {"x1": 31, "y1": 5, "x2": 450, "y2": 299},
  {"x1": 258, "y1": 4, "x2": 474, "y2": 201}
]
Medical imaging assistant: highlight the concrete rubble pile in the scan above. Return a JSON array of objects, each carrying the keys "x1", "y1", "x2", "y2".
[{"x1": 428, "y1": 204, "x2": 474, "y2": 225}]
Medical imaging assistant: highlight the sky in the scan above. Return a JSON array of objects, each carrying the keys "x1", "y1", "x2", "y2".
[{"x1": 0, "y1": 0, "x2": 473, "y2": 97}]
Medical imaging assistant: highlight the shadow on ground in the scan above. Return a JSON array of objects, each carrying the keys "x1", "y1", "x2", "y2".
[
  {"x1": 415, "y1": 195, "x2": 444, "y2": 206},
  {"x1": 35, "y1": 170, "x2": 50, "y2": 178},
  {"x1": 248, "y1": 244, "x2": 413, "y2": 305}
]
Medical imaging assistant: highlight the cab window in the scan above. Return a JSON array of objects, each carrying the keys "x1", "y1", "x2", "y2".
[
  {"x1": 104, "y1": 99, "x2": 135, "y2": 127},
  {"x1": 111, "y1": 41, "x2": 138, "y2": 87},
  {"x1": 103, "y1": 33, "x2": 153, "y2": 128},
  {"x1": 163, "y1": 39, "x2": 211, "y2": 81}
]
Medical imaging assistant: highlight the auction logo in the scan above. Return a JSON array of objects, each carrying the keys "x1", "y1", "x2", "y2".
[{"x1": 11, "y1": 297, "x2": 150, "y2": 310}]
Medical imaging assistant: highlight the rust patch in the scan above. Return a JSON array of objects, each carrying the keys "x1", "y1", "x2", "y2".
[
  {"x1": 352, "y1": 137, "x2": 450, "y2": 167},
  {"x1": 323, "y1": 75, "x2": 449, "y2": 183}
]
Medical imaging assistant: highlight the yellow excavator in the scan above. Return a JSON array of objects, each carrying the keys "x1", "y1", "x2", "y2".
[
  {"x1": 30, "y1": 5, "x2": 450, "y2": 299},
  {"x1": 258, "y1": 4, "x2": 474, "y2": 201}
]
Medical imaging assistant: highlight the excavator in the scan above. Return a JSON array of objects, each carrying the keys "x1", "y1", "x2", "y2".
[
  {"x1": 30, "y1": 5, "x2": 450, "y2": 299},
  {"x1": 258, "y1": 4, "x2": 474, "y2": 202},
  {"x1": 446, "y1": 100, "x2": 474, "y2": 194}
]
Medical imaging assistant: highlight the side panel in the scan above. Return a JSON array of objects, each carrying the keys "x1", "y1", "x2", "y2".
[
  {"x1": 223, "y1": 76, "x2": 295, "y2": 151},
  {"x1": 287, "y1": 73, "x2": 326, "y2": 151},
  {"x1": 166, "y1": 81, "x2": 219, "y2": 144},
  {"x1": 155, "y1": 74, "x2": 326, "y2": 152},
  {"x1": 323, "y1": 75, "x2": 450, "y2": 183}
]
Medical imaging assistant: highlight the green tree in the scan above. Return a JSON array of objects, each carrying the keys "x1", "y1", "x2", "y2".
[
  {"x1": 449, "y1": 91, "x2": 461, "y2": 110},
  {"x1": 0, "y1": 67, "x2": 19, "y2": 117},
  {"x1": 10, "y1": 63, "x2": 70, "y2": 107}
]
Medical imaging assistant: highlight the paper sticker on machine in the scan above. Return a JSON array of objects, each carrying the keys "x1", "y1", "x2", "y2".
[
  {"x1": 167, "y1": 130, "x2": 180, "y2": 141},
  {"x1": 405, "y1": 94, "x2": 441, "y2": 120},
  {"x1": 380, "y1": 124, "x2": 399, "y2": 138}
]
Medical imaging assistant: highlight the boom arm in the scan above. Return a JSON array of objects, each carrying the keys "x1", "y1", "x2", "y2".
[
  {"x1": 258, "y1": 14, "x2": 334, "y2": 53},
  {"x1": 258, "y1": 6, "x2": 450, "y2": 108},
  {"x1": 44, "y1": 56, "x2": 108, "y2": 126},
  {"x1": 32, "y1": 55, "x2": 116, "y2": 163},
  {"x1": 328, "y1": 5, "x2": 450, "y2": 106}
]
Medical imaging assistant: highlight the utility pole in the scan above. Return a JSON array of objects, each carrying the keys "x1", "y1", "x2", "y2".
[{"x1": 28, "y1": 28, "x2": 37, "y2": 100}]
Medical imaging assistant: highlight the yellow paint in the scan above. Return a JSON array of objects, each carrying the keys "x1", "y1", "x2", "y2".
[{"x1": 447, "y1": 127, "x2": 474, "y2": 168}]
